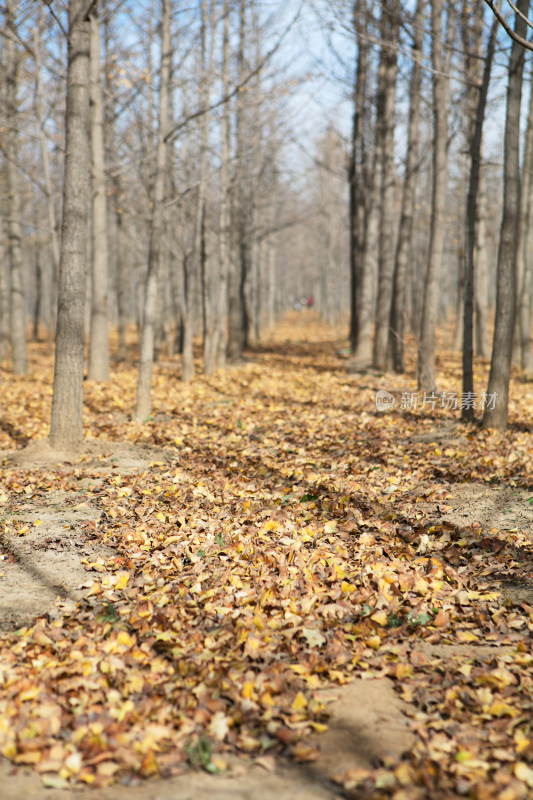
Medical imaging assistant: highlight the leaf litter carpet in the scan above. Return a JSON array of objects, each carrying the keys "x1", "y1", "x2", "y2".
[{"x1": 0, "y1": 313, "x2": 532, "y2": 799}]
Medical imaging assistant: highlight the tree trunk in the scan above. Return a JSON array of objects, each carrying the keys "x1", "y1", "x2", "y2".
[
  {"x1": 5, "y1": 0, "x2": 27, "y2": 376},
  {"x1": 474, "y1": 181, "x2": 490, "y2": 358},
  {"x1": 134, "y1": 0, "x2": 171, "y2": 420},
  {"x1": 33, "y1": 17, "x2": 60, "y2": 284},
  {"x1": 88, "y1": 8, "x2": 110, "y2": 381},
  {"x1": 373, "y1": 0, "x2": 399, "y2": 369},
  {"x1": 0, "y1": 238, "x2": 10, "y2": 360},
  {"x1": 417, "y1": 0, "x2": 452, "y2": 392},
  {"x1": 213, "y1": 0, "x2": 231, "y2": 370},
  {"x1": 462, "y1": 15, "x2": 498, "y2": 421},
  {"x1": 347, "y1": 0, "x2": 375, "y2": 369},
  {"x1": 516, "y1": 61, "x2": 533, "y2": 374},
  {"x1": 187, "y1": 0, "x2": 215, "y2": 379},
  {"x1": 49, "y1": 0, "x2": 91, "y2": 451},
  {"x1": 390, "y1": 0, "x2": 424, "y2": 373},
  {"x1": 483, "y1": 0, "x2": 528, "y2": 429},
  {"x1": 227, "y1": 0, "x2": 248, "y2": 362}
]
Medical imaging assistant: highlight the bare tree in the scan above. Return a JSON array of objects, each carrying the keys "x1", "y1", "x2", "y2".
[
  {"x1": 389, "y1": 0, "x2": 424, "y2": 373},
  {"x1": 462, "y1": 12, "x2": 498, "y2": 421},
  {"x1": 372, "y1": 0, "x2": 400, "y2": 370},
  {"x1": 417, "y1": 0, "x2": 452, "y2": 392},
  {"x1": 135, "y1": 0, "x2": 171, "y2": 420},
  {"x1": 483, "y1": 0, "x2": 529, "y2": 430},
  {"x1": 4, "y1": 0, "x2": 27, "y2": 376},
  {"x1": 88, "y1": 5, "x2": 110, "y2": 381},
  {"x1": 49, "y1": 0, "x2": 91, "y2": 450},
  {"x1": 347, "y1": 0, "x2": 374, "y2": 370},
  {"x1": 227, "y1": 0, "x2": 248, "y2": 362},
  {"x1": 515, "y1": 60, "x2": 533, "y2": 374}
]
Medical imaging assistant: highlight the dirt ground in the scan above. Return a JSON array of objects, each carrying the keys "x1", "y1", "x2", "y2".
[{"x1": 0, "y1": 438, "x2": 530, "y2": 798}]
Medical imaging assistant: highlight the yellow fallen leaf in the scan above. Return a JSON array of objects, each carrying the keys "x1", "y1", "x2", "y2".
[
  {"x1": 291, "y1": 691, "x2": 307, "y2": 711},
  {"x1": 515, "y1": 762, "x2": 533, "y2": 787},
  {"x1": 457, "y1": 631, "x2": 479, "y2": 643},
  {"x1": 341, "y1": 581, "x2": 356, "y2": 593},
  {"x1": 488, "y1": 701, "x2": 518, "y2": 718},
  {"x1": 370, "y1": 609, "x2": 388, "y2": 626}
]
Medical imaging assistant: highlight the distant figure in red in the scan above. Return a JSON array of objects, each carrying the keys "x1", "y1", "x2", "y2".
[{"x1": 306, "y1": 295, "x2": 314, "y2": 308}]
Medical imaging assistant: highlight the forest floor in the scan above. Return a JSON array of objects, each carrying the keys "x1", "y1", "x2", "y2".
[{"x1": 0, "y1": 312, "x2": 532, "y2": 799}]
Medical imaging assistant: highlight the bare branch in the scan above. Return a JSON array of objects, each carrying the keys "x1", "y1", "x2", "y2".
[
  {"x1": 483, "y1": 0, "x2": 533, "y2": 50},
  {"x1": 163, "y1": 3, "x2": 303, "y2": 145}
]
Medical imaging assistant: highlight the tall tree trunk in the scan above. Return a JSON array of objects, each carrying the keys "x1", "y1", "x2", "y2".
[
  {"x1": 33, "y1": 18, "x2": 60, "y2": 284},
  {"x1": 88, "y1": 7, "x2": 110, "y2": 381},
  {"x1": 417, "y1": 0, "x2": 452, "y2": 392},
  {"x1": 483, "y1": 0, "x2": 528, "y2": 429},
  {"x1": 390, "y1": 0, "x2": 424, "y2": 373},
  {"x1": 462, "y1": 15, "x2": 498, "y2": 421},
  {"x1": 114, "y1": 182, "x2": 128, "y2": 360},
  {"x1": 227, "y1": 0, "x2": 248, "y2": 362},
  {"x1": 192, "y1": 0, "x2": 215, "y2": 378},
  {"x1": 49, "y1": 0, "x2": 91, "y2": 450},
  {"x1": 474, "y1": 180, "x2": 490, "y2": 358},
  {"x1": 213, "y1": 0, "x2": 231, "y2": 370},
  {"x1": 0, "y1": 237, "x2": 10, "y2": 360},
  {"x1": 516, "y1": 62, "x2": 533, "y2": 374},
  {"x1": 4, "y1": 0, "x2": 27, "y2": 376},
  {"x1": 372, "y1": 0, "x2": 399, "y2": 369},
  {"x1": 347, "y1": 0, "x2": 373, "y2": 369},
  {"x1": 134, "y1": 0, "x2": 171, "y2": 420}
]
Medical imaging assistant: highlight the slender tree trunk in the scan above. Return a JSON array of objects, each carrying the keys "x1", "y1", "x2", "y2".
[
  {"x1": 462, "y1": 14, "x2": 497, "y2": 421},
  {"x1": 196, "y1": 0, "x2": 216, "y2": 376},
  {"x1": 134, "y1": 0, "x2": 171, "y2": 420},
  {"x1": 114, "y1": 183, "x2": 128, "y2": 360},
  {"x1": 33, "y1": 19, "x2": 60, "y2": 283},
  {"x1": 516, "y1": 62, "x2": 533, "y2": 374},
  {"x1": 474, "y1": 184, "x2": 490, "y2": 359},
  {"x1": 49, "y1": 0, "x2": 91, "y2": 450},
  {"x1": 88, "y1": 8, "x2": 110, "y2": 380},
  {"x1": 373, "y1": 0, "x2": 399, "y2": 369},
  {"x1": 390, "y1": 0, "x2": 424, "y2": 373},
  {"x1": 227, "y1": 0, "x2": 248, "y2": 361},
  {"x1": 5, "y1": 0, "x2": 27, "y2": 376},
  {"x1": 347, "y1": 0, "x2": 374, "y2": 369},
  {"x1": 213, "y1": 0, "x2": 231, "y2": 369},
  {"x1": 417, "y1": 0, "x2": 452, "y2": 392},
  {"x1": 0, "y1": 237, "x2": 10, "y2": 360},
  {"x1": 483, "y1": 0, "x2": 528, "y2": 429}
]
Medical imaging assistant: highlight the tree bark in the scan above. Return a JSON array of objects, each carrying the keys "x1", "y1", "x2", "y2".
[
  {"x1": 135, "y1": 0, "x2": 171, "y2": 420},
  {"x1": 4, "y1": 0, "x2": 27, "y2": 376},
  {"x1": 474, "y1": 180, "x2": 490, "y2": 358},
  {"x1": 372, "y1": 0, "x2": 399, "y2": 369},
  {"x1": 0, "y1": 237, "x2": 10, "y2": 361},
  {"x1": 227, "y1": 0, "x2": 248, "y2": 362},
  {"x1": 483, "y1": 0, "x2": 529, "y2": 429},
  {"x1": 49, "y1": 0, "x2": 91, "y2": 451},
  {"x1": 88, "y1": 7, "x2": 110, "y2": 381},
  {"x1": 417, "y1": 0, "x2": 452, "y2": 392},
  {"x1": 390, "y1": 0, "x2": 424, "y2": 373},
  {"x1": 516, "y1": 61, "x2": 533, "y2": 374},
  {"x1": 347, "y1": 0, "x2": 374, "y2": 369},
  {"x1": 33, "y1": 17, "x2": 60, "y2": 284},
  {"x1": 213, "y1": 0, "x2": 231, "y2": 370},
  {"x1": 462, "y1": 14, "x2": 498, "y2": 421}
]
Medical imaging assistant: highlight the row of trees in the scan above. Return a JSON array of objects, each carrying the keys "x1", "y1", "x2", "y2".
[
  {"x1": 343, "y1": 0, "x2": 533, "y2": 429},
  {"x1": 0, "y1": 0, "x2": 531, "y2": 448}
]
